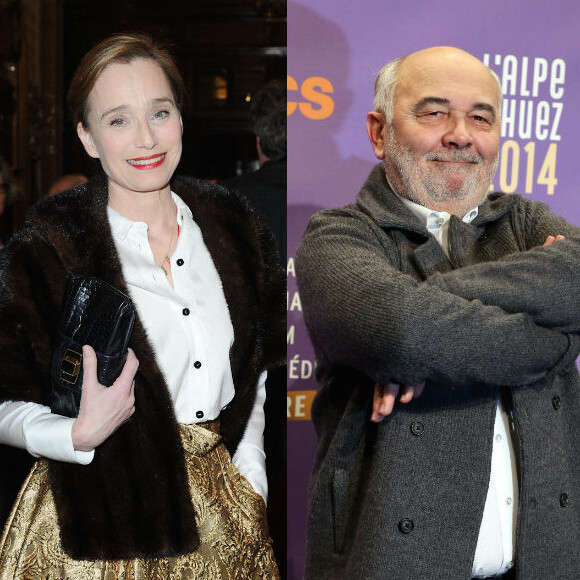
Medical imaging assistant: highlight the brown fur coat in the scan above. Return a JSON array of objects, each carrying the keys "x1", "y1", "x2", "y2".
[{"x1": 0, "y1": 173, "x2": 285, "y2": 559}]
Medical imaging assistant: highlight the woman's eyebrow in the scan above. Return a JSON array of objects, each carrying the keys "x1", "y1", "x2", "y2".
[
  {"x1": 100, "y1": 98, "x2": 175, "y2": 121},
  {"x1": 100, "y1": 104, "x2": 129, "y2": 121}
]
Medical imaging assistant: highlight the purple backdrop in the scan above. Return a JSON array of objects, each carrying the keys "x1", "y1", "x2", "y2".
[{"x1": 287, "y1": 1, "x2": 580, "y2": 577}]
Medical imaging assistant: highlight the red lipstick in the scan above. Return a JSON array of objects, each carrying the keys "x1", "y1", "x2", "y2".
[{"x1": 126, "y1": 153, "x2": 167, "y2": 170}]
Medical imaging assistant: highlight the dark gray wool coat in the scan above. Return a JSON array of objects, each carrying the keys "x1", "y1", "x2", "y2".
[
  {"x1": 0, "y1": 174, "x2": 285, "y2": 560},
  {"x1": 296, "y1": 164, "x2": 580, "y2": 580}
]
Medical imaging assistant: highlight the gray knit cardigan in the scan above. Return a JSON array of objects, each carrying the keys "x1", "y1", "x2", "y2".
[{"x1": 296, "y1": 164, "x2": 580, "y2": 580}]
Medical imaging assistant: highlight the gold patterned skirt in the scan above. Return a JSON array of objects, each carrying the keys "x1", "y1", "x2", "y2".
[{"x1": 0, "y1": 422, "x2": 279, "y2": 579}]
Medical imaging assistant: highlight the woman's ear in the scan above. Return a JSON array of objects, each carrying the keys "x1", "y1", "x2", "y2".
[{"x1": 76, "y1": 122, "x2": 99, "y2": 159}]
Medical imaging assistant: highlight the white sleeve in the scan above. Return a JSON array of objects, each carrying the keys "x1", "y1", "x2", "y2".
[
  {"x1": 232, "y1": 371, "x2": 268, "y2": 503},
  {"x1": 0, "y1": 400, "x2": 94, "y2": 464}
]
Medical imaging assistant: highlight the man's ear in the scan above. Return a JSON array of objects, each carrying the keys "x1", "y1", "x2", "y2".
[
  {"x1": 366, "y1": 112, "x2": 387, "y2": 160},
  {"x1": 76, "y1": 122, "x2": 99, "y2": 159}
]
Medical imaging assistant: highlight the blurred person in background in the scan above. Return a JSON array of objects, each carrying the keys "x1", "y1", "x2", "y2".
[{"x1": 221, "y1": 80, "x2": 286, "y2": 260}]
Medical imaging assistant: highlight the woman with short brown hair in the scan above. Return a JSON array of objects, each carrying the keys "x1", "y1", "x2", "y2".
[{"x1": 0, "y1": 32, "x2": 284, "y2": 579}]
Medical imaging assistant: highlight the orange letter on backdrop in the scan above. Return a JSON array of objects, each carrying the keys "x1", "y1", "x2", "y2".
[
  {"x1": 287, "y1": 75, "x2": 298, "y2": 115},
  {"x1": 299, "y1": 76, "x2": 334, "y2": 120},
  {"x1": 287, "y1": 75, "x2": 335, "y2": 119}
]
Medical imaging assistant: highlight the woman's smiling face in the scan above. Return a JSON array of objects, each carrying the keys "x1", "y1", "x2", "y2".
[{"x1": 77, "y1": 57, "x2": 183, "y2": 197}]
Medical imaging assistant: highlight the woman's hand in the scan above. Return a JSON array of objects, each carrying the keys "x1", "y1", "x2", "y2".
[
  {"x1": 370, "y1": 381, "x2": 425, "y2": 423},
  {"x1": 71, "y1": 345, "x2": 139, "y2": 451}
]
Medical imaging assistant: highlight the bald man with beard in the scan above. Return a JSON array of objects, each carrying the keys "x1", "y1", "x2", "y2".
[{"x1": 297, "y1": 47, "x2": 580, "y2": 580}]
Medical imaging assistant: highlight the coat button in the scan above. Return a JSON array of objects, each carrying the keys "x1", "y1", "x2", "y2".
[
  {"x1": 196, "y1": 410, "x2": 204, "y2": 419},
  {"x1": 560, "y1": 493, "x2": 569, "y2": 507},
  {"x1": 176, "y1": 259, "x2": 184, "y2": 266},
  {"x1": 182, "y1": 308, "x2": 190, "y2": 316},
  {"x1": 552, "y1": 396, "x2": 561, "y2": 410},
  {"x1": 398, "y1": 518, "x2": 414, "y2": 534},
  {"x1": 194, "y1": 361, "x2": 202, "y2": 369},
  {"x1": 410, "y1": 421, "x2": 425, "y2": 436}
]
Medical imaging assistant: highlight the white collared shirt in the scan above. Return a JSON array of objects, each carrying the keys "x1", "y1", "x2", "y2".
[
  {"x1": 0, "y1": 192, "x2": 268, "y2": 501},
  {"x1": 398, "y1": 195, "x2": 518, "y2": 578}
]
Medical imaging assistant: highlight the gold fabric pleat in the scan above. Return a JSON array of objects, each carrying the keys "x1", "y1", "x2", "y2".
[{"x1": 0, "y1": 422, "x2": 279, "y2": 579}]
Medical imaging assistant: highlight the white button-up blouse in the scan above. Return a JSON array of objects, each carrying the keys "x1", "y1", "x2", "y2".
[{"x1": 0, "y1": 192, "x2": 268, "y2": 501}]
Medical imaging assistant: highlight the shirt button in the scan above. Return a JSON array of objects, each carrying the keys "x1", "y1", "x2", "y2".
[
  {"x1": 194, "y1": 361, "x2": 202, "y2": 369},
  {"x1": 398, "y1": 518, "x2": 414, "y2": 534},
  {"x1": 560, "y1": 493, "x2": 569, "y2": 507},
  {"x1": 182, "y1": 308, "x2": 190, "y2": 316},
  {"x1": 410, "y1": 421, "x2": 424, "y2": 436},
  {"x1": 196, "y1": 410, "x2": 204, "y2": 419},
  {"x1": 176, "y1": 258, "x2": 184, "y2": 266},
  {"x1": 552, "y1": 396, "x2": 561, "y2": 410},
  {"x1": 506, "y1": 497, "x2": 512, "y2": 505},
  {"x1": 495, "y1": 434, "x2": 503, "y2": 442}
]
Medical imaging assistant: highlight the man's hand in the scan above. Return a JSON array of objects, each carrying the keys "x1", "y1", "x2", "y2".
[
  {"x1": 71, "y1": 345, "x2": 139, "y2": 451},
  {"x1": 543, "y1": 234, "x2": 565, "y2": 246},
  {"x1": 371, "y1": 381, "x2": 425, "y2": 423}
]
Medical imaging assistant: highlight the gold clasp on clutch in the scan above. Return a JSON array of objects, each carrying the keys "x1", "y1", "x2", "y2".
[{"x1": 60, "y1": 348, "x2": 83, "y2": 384}]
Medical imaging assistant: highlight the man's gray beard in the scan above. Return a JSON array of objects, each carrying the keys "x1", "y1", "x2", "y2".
[{"x1": 384, "y1": 135, "x2": 498, "y2": 207}]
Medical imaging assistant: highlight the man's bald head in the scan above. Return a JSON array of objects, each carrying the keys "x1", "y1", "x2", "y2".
[{"x1": 373, "y1": 46, "x2": 502, "y2": 124}]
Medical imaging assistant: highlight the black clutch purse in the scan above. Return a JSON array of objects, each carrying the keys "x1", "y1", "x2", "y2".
[{"x1": 50, "y1": 275, "x2": 136, "y2": 418}]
